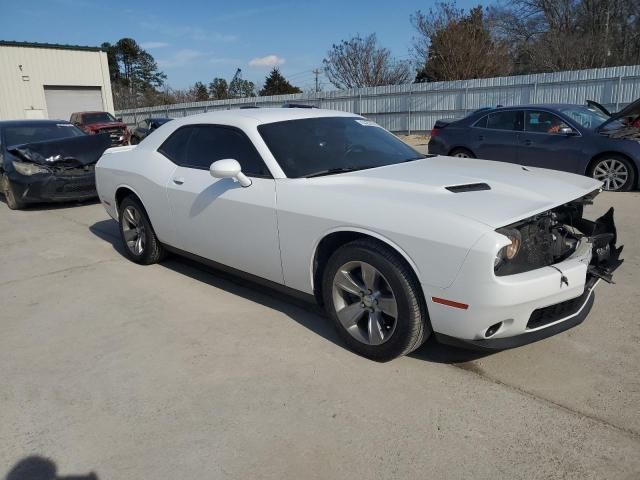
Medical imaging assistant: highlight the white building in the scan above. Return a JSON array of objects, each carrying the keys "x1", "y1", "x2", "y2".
[{"x1": 0, "y1": 41, "x2": 114, "y2": 121}]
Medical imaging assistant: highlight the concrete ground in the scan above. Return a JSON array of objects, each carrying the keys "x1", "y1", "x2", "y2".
[{"x1": 1, "y1": 192, "x2": 639, "y2": 480}]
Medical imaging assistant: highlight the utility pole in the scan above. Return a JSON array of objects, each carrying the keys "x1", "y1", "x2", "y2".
[{"x1": 312, "y1": 68, "x2": 321, "y2": 93}]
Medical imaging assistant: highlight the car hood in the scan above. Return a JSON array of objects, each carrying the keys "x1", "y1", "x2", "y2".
[
  {"x1": 8, "y1": 135, "x2": 112, "y2": 167},
  {"x1": 598, "y1": 97, "x2": 640, "y2": 130},
  {"x1": 309, "y1": 156, "x2": 601, "y2": 228}
]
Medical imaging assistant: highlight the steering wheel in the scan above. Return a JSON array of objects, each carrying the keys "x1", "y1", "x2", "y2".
[{"x1": 344, "y1": 144, "x2": 366, "y2": 157}]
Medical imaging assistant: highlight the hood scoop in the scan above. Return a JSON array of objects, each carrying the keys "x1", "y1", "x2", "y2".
[{"x1": 445, "y1": 182, "x2": 491, "y2": 193}]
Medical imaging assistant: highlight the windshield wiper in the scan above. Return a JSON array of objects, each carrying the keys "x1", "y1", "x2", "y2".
[{"x1": 304, "y1": 167, "x2": 365, "y2": 178}]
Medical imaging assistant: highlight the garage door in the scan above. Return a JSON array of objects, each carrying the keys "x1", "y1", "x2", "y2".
[{"x1": 44, "y1": 86, "x2": 104, "y2": 121}]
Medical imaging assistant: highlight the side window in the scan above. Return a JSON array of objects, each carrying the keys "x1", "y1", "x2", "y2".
[
  {"x1": 158, "y1": 126, "x2": 194, "y2": 164},
  {"x1": 486, "y1": 111, "x2": 522, "y2": 131},
  {"x1": 525, "y1": 111, "x2": 570, "y2": 134},
  {"x1": 159, "y1": 125, "x2": 270, "y2": 177},
  {"x1": 137, "y1": 119, "x2": 147, "y2": 129},
  {"x1": 474, "y1": 115, "x2": 488, "y2": 128}
]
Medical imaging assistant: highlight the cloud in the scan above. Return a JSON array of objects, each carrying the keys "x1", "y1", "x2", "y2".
[
  {"x1": 157, "y1": 49, "x2": 205, "y2": 68},
  {"x1": 141, "y1": 41, "x2": 169, "y2": 49},
  {"x1": 139, "y1": 21, "x2": 237, "y2": 43},
  {"x1": 249, "y1": 55, "x2": 286, "y2": 67}
]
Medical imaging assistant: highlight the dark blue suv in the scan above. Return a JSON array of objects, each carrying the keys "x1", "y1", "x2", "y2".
[{"x1": 428, "y1": 100, "x2": 640, "y2": 191}]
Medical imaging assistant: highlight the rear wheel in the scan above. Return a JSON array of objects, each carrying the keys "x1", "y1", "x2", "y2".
[
  {"x1": 449, "y1": 148, "x2": 475, "y2": 158},
  {"x1": 589, "y1": 155, "x2": 635, "y2": 192},
  {"x1": 322, "y1": 239, "x2": 430, "y2": 361},
  {"x1": 118, "y1": 196, "x2": 165, "y2": 264},
  {"x1": 1, "y1": 175, "x2": 25, "y2": 210}
]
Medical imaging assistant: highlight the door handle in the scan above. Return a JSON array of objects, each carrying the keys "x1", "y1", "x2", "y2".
[
  {"x1": 523, "y1": 139, "x2": 532, "y2": 146},
  {"x1": 172, "y1": 176, "x2": 185, "y2": 185},
  {"x1": 478, "y1": 135, "x2": 484, "y2": 141}
]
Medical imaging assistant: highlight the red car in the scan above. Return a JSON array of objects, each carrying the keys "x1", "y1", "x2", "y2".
[{"x1": 70, "y1": 111, "x2": 129, "y2": 146}]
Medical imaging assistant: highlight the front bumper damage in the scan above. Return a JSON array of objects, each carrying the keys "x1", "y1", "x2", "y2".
[
  {"x1": 6, "y1": 134, "x2": 110, "y2": 204},
  {"x1": 431, "y1": 201, "x2": 623, "y2": 351},
  {"x1": 8, "y1": 169, "x2": 98, "y2": 203}
]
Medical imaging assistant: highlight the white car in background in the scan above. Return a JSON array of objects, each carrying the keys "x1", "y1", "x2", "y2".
[{"x1": 96, "y1": 108, "x2": 622, "y2": 361}]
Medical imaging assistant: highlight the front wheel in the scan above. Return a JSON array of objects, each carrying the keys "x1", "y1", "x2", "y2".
[
  {"x1": 449, "y1": 148, "x2": 475, "y2": 158},
  {"x1": 322, "y1": 239, "x2": 430, "y2": 361},
  {"x1": 1, "y1": 175, "x2": 25, "y2": 210},
  {"x1": 118, "y1": 196, "x2": 165, "y2": 264},
  {"x1": 589, "y1": 155, "x2": 635, "y2": 191}
]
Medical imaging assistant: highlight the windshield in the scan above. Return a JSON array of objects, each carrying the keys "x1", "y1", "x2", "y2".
[
  {"x1": 557, "y1": 105, "x2": 624, "y2": 130},
  {"x1": 3, "y1": 123, "x2": 86, "y2": 147},
  {"x1": 82, "y1": 112, "x2": 117, "y2": 124},
  {"x1": 258, "y1": 117, "x2": 424, "y2": 178}
]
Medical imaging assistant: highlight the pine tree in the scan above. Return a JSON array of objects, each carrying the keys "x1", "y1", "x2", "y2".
[{"x1": 259, "y1": 68, "x2": 302, "y2": 96}]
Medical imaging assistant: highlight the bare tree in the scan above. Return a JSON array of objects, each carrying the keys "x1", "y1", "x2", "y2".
[
  {"x1": 488, "y1": 0, "x2": 640, "y2": 73},
  {"x1": 323, "y1": 34, "x2": 411, "y2": 89},
  {"x1": 412, "y1": 3, "x2": 512, "y2": 82}
]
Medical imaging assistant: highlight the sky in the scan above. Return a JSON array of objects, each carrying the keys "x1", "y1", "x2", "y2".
[{"x1": 2, "y1": 0, "x2": 488, "y2": 91}]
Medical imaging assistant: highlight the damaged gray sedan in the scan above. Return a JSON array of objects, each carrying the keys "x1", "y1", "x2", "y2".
[{"x1": 0, "y1": 120, "x2": 111, "y2": 209}]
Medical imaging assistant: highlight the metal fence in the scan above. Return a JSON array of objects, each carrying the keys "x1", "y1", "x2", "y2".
[{"x1": 116, "y1": 65, "x2": 640, "y2": 134}]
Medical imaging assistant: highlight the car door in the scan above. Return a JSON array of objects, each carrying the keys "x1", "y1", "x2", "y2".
[
  {"x1": 517, "y1": 110, "x2": 584, "y2": 172},
  {"x1": 164, "y1": 124, "x2": 283, "y2": 283},
  {"x1": 472, "y1": 110, "x2": 523, "y2": 163}
]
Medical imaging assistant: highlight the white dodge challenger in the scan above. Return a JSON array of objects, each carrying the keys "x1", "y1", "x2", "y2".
[{"x1": 96, "y1": 107, "x2": 622, "y2": 361}]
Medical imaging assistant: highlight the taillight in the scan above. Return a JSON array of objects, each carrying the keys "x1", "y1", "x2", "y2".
[{"x1": 430, "y1": 128, "x2": 439, "y2": 137}]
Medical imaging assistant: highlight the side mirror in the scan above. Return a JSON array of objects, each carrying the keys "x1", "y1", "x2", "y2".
[
  {"x1": 209, "y1": 159, "x2": 252, "y2": 187},
  {"x1": 117, "y1": 117, "x2": 123, "y2": 122},
  {"x1": 559, "y1": 127, "x2": 578, "y2": 136}
]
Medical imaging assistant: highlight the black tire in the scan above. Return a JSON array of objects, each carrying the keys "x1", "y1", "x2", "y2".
[
  {"x1": 118, "y1": 195, "x2": 165, "y2": 264},
  {"x1": 588, "y1": 155, "x2": 636, "y2": 192},
  {"x1": 322, "y1": 239, "x2": 431, "y2": 361},
  {"x1": 449, "y1": 148, "x2": 475, "y2": 158},
  {"x1": 1, "y1": 175, "x2": 25, "y2": 210},
  {"x1": 130, "y1": 136, "x2": 139, "y2": 145}
]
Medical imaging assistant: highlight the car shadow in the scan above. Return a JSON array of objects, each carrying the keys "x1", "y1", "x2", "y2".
[
  {"x1": 88, "y1": 218, "x2": 492, "y2": 365},
  {"x1": 189, "y1": 178, "x2": 241, "y2": 217},
  {"x1": 5, "y1": 455, "x2": 98, "y2": 480}
]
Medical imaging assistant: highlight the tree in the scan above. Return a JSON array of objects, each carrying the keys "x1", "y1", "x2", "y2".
[
  {"x1": 229, "y1": 76, "x2": 256, "y2": 98},
  {"x1": 191, "y1": 81, "x2": 209, "y2": 101},
  {"x1": 488, "y1": 0, "x2": 640, "y2": 73},
  {"x1": 208, "y1": 77, "x2": 229, "y2": 100},
  {"x1": 323, "y1": 34, "x2": 411, "y2": 89},
  {"x1": 412, "y1": 3, "x2": 511, "y2": 82},
  {"x1": 102, "y1": 38, "x2": 166, "y2": 109},
  {"x1": 259, "y1": 68, "x2": 302, "y2": 96}
]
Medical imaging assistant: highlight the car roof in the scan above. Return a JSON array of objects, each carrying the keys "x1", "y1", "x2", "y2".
[
  {"x1": 484, "y1": 103, "x2": 587, "y2": 112},
  {"x1": 170, "y1": 108, "x2": 361, "y2": 128},
  {"x1": 0, "y1": 119, "x2": 74, "y2": 128}
]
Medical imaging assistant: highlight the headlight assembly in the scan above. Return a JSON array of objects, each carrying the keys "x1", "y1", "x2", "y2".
[
  {"x1": 495, "y1": 228, "x2": 522, "y2": 268},
  {"x1": 12, "y1": 161, "x2": 51, "y2": 176}
]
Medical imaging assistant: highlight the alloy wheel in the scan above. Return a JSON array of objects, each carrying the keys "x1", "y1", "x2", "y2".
[
  {"x1": 453, "y1": 152, "x2": 470, "y2": 158},
  {"x1": 122, "y1": 205, "x2": 146, "y2": 255},
  {"x1": 593, "y1": 159, "x2": 629, "y2": 191},
  {"x1": 331, "y1": 261, "x2": 398, "y2": 346}
]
